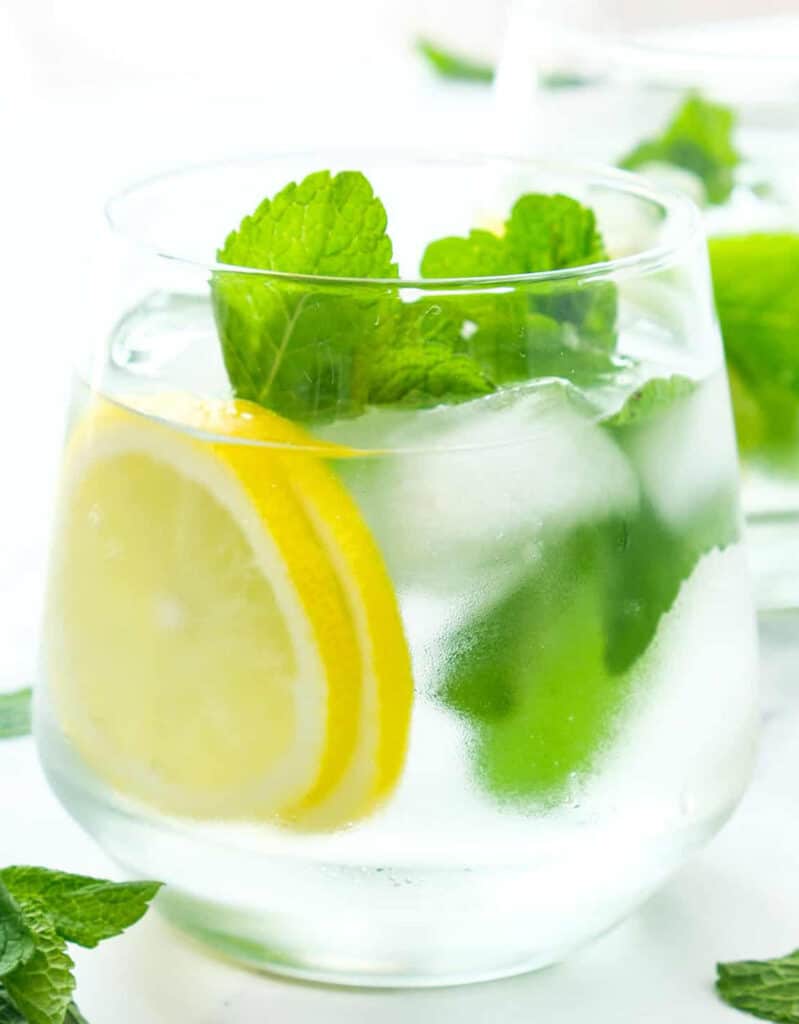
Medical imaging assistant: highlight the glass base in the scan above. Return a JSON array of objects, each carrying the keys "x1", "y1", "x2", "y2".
[
  {"x1": 39, "y1": 714, "x2": 749, "y2": 989},
  {"x1": 745, "y1": 513, "x2": 799, "y2": 611}
]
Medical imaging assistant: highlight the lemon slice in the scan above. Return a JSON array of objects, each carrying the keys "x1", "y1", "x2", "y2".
[{"x1": 45, "y1": 395, "x2": 413, "y2": 829}]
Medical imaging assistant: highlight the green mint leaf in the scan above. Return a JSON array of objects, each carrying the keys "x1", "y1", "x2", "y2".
[
  {"x1": 0, "y1": 885, "x2": 34, "y2": 979},
  {"x1": 710, "y1": 234, "x2": 799, "y2": 395},
  {"x1": 3, "y1": 901, "x2": 75, "y2": 1024},
  {"x1": 620, "y1": 92, "x2": 740, "y2": 205},
  {"x1": 603, "y1": 375, "x2": 696, "y2": 429},
  {"x1": 415, "y1": 38, "x2": 494, "y2": 83},
  {"x1": 366, "y1": 342, "x2": 494, "y2": 407},
  {"x1": 421, "y1": 193, "x2": 617, "y2": 385},
  {"x1": 0, "y1": 869, "x2": 161, "y2": 951},
  {"x1": 0, "y1": 690, "x2": 32, "y2": 740},
  {"x1": 420, "y1": 229, "x2": 519, "y2": 279},
  {"x1": 710, "y1": 233, "x2": 799, "y2": 462},
  {"x1": 504, "y1": 193, "x2": 608, "y2": 271},
  {"x1": 212, "y1": 170, "x2": 397, "y2": 421},
  {"x1": 717, "y1": 948, "x2": 799, "y2": 1023},
  {"x1": 0, "y1": 987, "x2": 25, "y2": 1024}
]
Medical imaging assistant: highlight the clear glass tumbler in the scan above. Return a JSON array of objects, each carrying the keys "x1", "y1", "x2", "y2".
[
  {"x1": 37, "y1": 154, "x2": 758, "y2": 986},
  {"x1": 496, "y1": 4, "x2": 799, "y2": 608}
]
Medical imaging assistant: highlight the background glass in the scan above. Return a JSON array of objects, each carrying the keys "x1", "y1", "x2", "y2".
[
  {"x1": 495, "y1": 7, "x2": 799, "y2": 609},
  {"x1": 37, "y1": 155, "x2": 758, "y2": 986}
]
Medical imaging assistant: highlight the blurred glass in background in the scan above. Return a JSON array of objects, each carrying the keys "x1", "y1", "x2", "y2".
[{"x1": 494, "y1": 0, "x2": 799, "y2": 610}]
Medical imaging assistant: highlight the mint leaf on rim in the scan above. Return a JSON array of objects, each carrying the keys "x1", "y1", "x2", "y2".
[
  {"x1": 212, "y1": 170, "x2": 398, "y2": 421},
  {"x1": 717, "y1": 948, "x2": 799, "y2": 1023}
]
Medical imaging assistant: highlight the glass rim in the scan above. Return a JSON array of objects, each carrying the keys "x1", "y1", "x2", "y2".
[
  {"x1": 597, "y1": 15, "x2": 799, "y2": 75},
  {"x1": 103, "y1": 151, "x2": 703, "y2": 290}
]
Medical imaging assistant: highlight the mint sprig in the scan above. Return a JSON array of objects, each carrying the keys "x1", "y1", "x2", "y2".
[
  {"x1": 0, "y1": 691, "x2": 32, "y2": 740},
  {"x1": 0, "y1": 869, "x2": 161, "y2": 1024},
  {"x1": 212, "y1": 172, "x2": 616, "y2": 419},
  {"x1": 620, "y1": 92, "x2": 740, "y2": 205},
  {"x1": 717, "y1": 948, "x2": 799, "y2": 1023}
]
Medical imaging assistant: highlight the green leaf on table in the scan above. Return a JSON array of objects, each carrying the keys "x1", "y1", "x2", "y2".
[
  {"x1": 717, "y1": 948, "x2": 799, "y2": 1023},
  {"x1": 2, "y1": 902, "x2": 75, "y2": 1024},
  {"x1": 0, "y1": 690, "x2": 32, "y2": 740},
  {"x1": 0, "y1": 870, "x2": 162, "y2": 951},
  {"x1": 0, "y1": 885, "x2": 34, "y2": 979},
  {"x1": 620, "y1": 92, "x2": 740, "y2": 204},
  {"x1": 212, "y1": 170, "x2": 398, "y2": 421},
  {"x1": 415, "y1": 38, "x2": 494, "y2": 83},
  {"x1": 0, "y1": 987, "x2": 25, "y2": 1024}
]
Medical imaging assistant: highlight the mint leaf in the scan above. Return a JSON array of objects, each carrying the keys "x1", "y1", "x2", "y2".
[
  {"x1": 0, "y1": 870, "x2": 161, "y2": 951},
  {"x1": 415, "y1": 38, "x2": 494, "y2": 83},
  {"x1": 3, "y1": 902, "x2": 75, "y2": 1024},
  {"x1": 717, "y1": 948, "x2": 799, "y2": 1023},
  {"x1": 620, "y1": 92, "x2": 740, "y2": 204},
  {"x1": 603, "y1": 375, "x2": 696, "y2": 429},
  {"x1": 710, "y1": 233, "x2": 799, "y2": 463},
  {"x1": 0, "y1": 988, "x2": 25, "y2": 1024},
  {"x1": 0, "y1": 885, "x2": 33, "y2": 979},
  {"x1": 505, "y1": 193, "x2": 608, "y2": 271},
  {"x1": 212, "y1": 170, "x2": 397, "y2": 421},
  {"x1": 421, "y1": 193, "x2": 617, "y2": 386},
  {"x1": 0, "y1": 690, "x2": 32, "y2": 740},
  {"x1": 366, "y1": 342, "x2": 494, "y2": 406}
]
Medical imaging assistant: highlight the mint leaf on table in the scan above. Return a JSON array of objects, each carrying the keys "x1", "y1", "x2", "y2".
[
  {"x1": 0, "y1": 870, "x2": 161, "y2": 951},
  {"x1": 212, "y1": 170, "x2": 398, "y2": 421},
  {"x1": 0, "y1": 690, "x2": 32, "y2": 740},
  {"x1": 717, "y1": 948, "x2": 799, "y2": 1023},
  {"x1": 620, "y1": 92, "x2": 740, "y2": 204},
  {"x1": 0, "y1": 868, "x2": 160, "y2": 1024},
  {"x1": 0, "y1": 885, "x2": 33, "y2": 979},
  {"x1": 2, "y1": 903, "x2": 74, "y2": 1024},
  {"x1": 416, "y1": 38, "x2": 494, "y2": 83}
]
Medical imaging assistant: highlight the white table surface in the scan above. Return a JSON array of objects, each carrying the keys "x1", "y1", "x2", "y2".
[{"x1": 2, "y1": 4, "x2": 799, "y2": 1019}]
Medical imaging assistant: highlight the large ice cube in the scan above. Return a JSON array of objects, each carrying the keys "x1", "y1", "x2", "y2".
[{"x1": 324, "y1": 382, "x2": 639, "y2": 591}]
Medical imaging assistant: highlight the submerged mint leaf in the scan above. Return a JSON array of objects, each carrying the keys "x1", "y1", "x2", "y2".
[
  {"x1": 415, "y1": 38, "x2": 494, "y2": 83},
  {"x1": 717, "y1": 948, "x2": 799, "y2": 1023},
  {"x1": 0, "y1": 885, "x2": 33, "y2": 979},
  {"x1": 366, "y1": 343, "x2": 495, "y2": 407},
  {"x1": 0, "y1": 690, "x2": 32, "y2": 741},
  {"x1": 603, "y1": 375, "x2": 696, "y2": 429},
  {"x1": 0, "y1": 870, "x2": 161, "y2": 951},
  {"x1": 620, "y1": 92, "x2": 740, "y2": 204},
  {"x1": 2, "y1": 902, "x2": 75, "y2": 1024}
]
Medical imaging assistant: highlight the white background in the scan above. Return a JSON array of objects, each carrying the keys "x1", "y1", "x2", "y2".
[{"x1": 1, "y1": 1, "x2": 799, "y2": 1021}]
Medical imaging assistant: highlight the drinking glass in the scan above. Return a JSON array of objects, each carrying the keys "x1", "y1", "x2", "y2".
[
  {"x1": 495, "y1": 4, "x2": 799, "y2": 608},
  {"x1": 37, "y1": 154, "x2": 758, "y2": 986}
]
